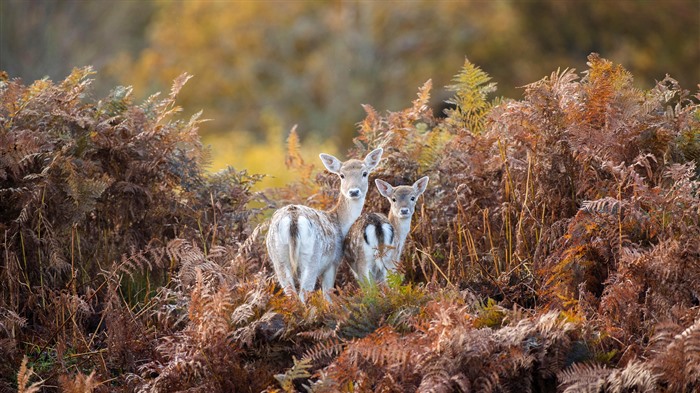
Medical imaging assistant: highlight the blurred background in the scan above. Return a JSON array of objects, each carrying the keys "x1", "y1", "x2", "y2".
[{"x1": 2, "y1": 0, "x2": 699, "y2": 187}]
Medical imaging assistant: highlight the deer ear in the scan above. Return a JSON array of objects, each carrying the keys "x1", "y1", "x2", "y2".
[
  {"x1": 363, "y1": 147, "x2": 383, "y2": 170},
  {"x1": 413, "y1": 176, "x2": 429, "y2": 196},
  {"x1": 375, "y1": 178, "x2": 393, "y2": 198},
  {"x1": 319, "y1": 153, "x2": 342, "y2": 174}
]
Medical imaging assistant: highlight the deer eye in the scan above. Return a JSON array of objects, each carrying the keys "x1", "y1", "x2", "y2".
[
  {"x1": 411, "y1": 196, "x2": 416, "y2": 202},
  {"x1": 340, "y1": 174, "x2": 345, "y2": 179},
  {"x1": 362, "y1": 172, "x2": 368, "y2": 177},
  {"x1": 392, "y1": 197, "x2": 396, "y2": 202}
]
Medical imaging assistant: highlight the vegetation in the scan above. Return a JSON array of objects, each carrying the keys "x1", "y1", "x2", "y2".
[
  {"x1": 1, "y1": 54, "x2": 699, "y2": 392},
  {"x1": 3, "y1": 0, "x2": 698, "y2": 185}
]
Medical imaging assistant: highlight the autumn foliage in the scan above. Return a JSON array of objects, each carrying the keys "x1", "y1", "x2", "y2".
[{"x1": 1, "y1": 54, "x2": 699, "y2": 392}]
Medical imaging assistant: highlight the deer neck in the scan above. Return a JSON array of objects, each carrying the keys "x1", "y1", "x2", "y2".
[
  {"x1": 388, "y1": 213, "x2": 412, "y2": 256},
  {"x1": 329, "y1": 194, "x2": 365, "y2": 237}
]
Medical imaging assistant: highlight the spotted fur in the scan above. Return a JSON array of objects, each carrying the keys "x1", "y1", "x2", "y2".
[{"x1": 344, "y1": 176, "x2": 429, "y2": 283}]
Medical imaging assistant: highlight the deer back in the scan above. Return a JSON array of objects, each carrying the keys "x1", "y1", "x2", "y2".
[{"x1": 344, "y1": 212, "x2": 395, "y2": 282}]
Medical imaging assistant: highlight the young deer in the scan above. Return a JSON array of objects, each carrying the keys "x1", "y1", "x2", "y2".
[
  {"x1": 344, "y1": 176, "x2": 429, "y2": 283},
  {"x1": 266, "y1": 148, "x2": 383, "y2": 301}
]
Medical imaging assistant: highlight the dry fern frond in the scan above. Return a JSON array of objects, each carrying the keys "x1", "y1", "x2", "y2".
[
  {"x1": 649, "y1": 319, "x2": 700, "y2": 391},
  {"x1": 285, "y1": 125, "x2": 304, "y2": 170},
  {"x1": 409, "y1": 79, "x2": 434, "y2": 122},
  {"x1": 579, "y1": 197, "x2": 622, "y2": 215},
  {"x1": 606, "y1": 361, "x2": 657, "y2": 393},
  {"x1": 558, "y1": 362, "x2": 609, "y2": 393},
  {"x1": 302, "y1": 334, "x2": 345, "y2": 366},
  {"x1": 357, "y1": 103, "x2": 383, "y2": 148},
  {"x1": 0, "y1": 308, "x2": 26, "y2": 337},
  {"x1": 559, "y1": 360, "x2": 658, "y2": 393},
  {"x1": 3, "y1": 53, "x2": 699, "y2": 392},
  {"x1": 274, "y1": 357, "x2": 312, "y2": 393},
  {"x1": 155, "y1": 72, "x2": 193, "y2": 124},
  {"x1": 344, "y1": 326, "x2": 412, "y2": 370},
  {"x1": 58, "y1": 370, "x2": 99, "y2": 393},
  {"x1": 17, "y1": 356, "x2": 44, "y2": 393}
]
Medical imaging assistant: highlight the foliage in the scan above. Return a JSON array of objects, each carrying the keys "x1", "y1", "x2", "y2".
[
  {"x1": 9, "y1": 0, "x2": 698, "y2": 195},
  {"x1": 4, "y1": 1, "x2": 698, "y2": 193},
  {"x1": 2, "y1": 55, "x2": 699, "y2": 392},
  {"x1": 294, "y1": 54, "x2": 698, "y2": 391},
  {"x1": 16, "y1": 356, "x2": 42, "y2": 393},
  {"x1": 0, "y1": 68, "x2": 264, "y2": 390},
  {"x1": 444, "y1": 59, "x2": 497, "y2": 133}
]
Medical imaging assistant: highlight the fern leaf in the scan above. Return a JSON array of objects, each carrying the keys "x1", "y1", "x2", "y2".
[
  {"x1": 17, "y1": 356, "x2": 44, "y2": 393},
  {"x1": 274, "y1": 357, "x2": 312, "y2": 393},
  {"x1": 302, "y1": 335, "x2": 345, "y2": 365},
  {"x1": 650, "y1": 319, "x2": 700, "y2": 390},
  {"x1": 59, "y1": 370, "x2": 99, "y2": 393},
  {"x1": 155, "y1": 72, "x2": 193, "y2": 123},
  {"x1": 285, "y1": 125, "x2": 304, "y2": 169},
  {"x1": 60, "y1": 66, "x2": 95, "y2": 91},
  {"x1": 445, "y1": 58, "x2": 497, "y2": 133},
  {"x1": 558, "y1": 362, "x2": 609, "y2": 393},
  {"x1": 579, "y1": 197, "x2": 621, "y2": 215},
  {"x1": 607, "y1": 361, "x2": 657, "y2": 393},
  {"x1": 417, "y1": 127, "x2": 451, "y2": 171},
  {"x1": 410, "y1": 78, "x2": 433, "y2": 119},
  {"x1": 357, "y1": 103, "x2": 383, "y2": 148},
  {"x1": 417, "y1": 368, "x2": 452, "y2": 393}
]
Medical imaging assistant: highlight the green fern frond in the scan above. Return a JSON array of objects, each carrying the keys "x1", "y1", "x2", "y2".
[
  {"x1": 274, "y1": 356, "x2": 312, "y2": 393},
  {"x1": 99, "y1": 85, "x2": 133, "y2": 116},
  {"x1": 416, "y1": 126, "x2": 451, "y2": 171},
  {"x1": 445, "y1": 58, "x2": 497, "y2": 134},
  {"x1": 473, "y1": 298, "x2": 506, "y2": 329},
  {"x1": 337, "y1": 302, "x2": 378, "y2": 339}
]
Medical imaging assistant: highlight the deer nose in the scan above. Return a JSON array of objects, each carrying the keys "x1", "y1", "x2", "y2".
[
  {"x1": 348, "y1": 189, "x2": 361, "y2": 198},
  {"x1": 400, "y1": 208, "x2": 410, "y2": 216}
]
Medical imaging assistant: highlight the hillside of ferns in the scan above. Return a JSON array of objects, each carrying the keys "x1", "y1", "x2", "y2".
[{"x1": 1, "y1": 54, "x2": 699, "y2": 392}]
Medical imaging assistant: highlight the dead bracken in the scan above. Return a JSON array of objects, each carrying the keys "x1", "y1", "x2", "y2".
[{"x1": 1, "y1": 54, "x2": 699, "y2": 392}]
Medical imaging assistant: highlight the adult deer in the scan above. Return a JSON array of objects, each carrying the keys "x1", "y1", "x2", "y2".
[
  {"x1": 266, "y1": 148, "x2": 383, "y2": 301},
  {"x1": 344, "y1": 176, "x2": 429, "y2": 283}
]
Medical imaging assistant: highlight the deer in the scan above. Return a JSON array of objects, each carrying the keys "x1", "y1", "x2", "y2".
[
  {"x1": 266, "y1": 148, "x2": 383, "y2": 302},
  {"x1": 344, "y1": 176, "x2": 429, "y2": 284}
]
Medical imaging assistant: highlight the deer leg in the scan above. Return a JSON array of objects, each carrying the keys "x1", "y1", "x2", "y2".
[
  {"x1": 269, "y1": 248, "x2": 297, "y2": 297},
  {"x1": 298, "y1": 264, "x2": 317, "y2": 303},
  {"x1": 320, "y1": 264, "x2": 338, "y2": 302},
  {"x1": 278, "y1": 269, "x2": 297, "y2": 298}
]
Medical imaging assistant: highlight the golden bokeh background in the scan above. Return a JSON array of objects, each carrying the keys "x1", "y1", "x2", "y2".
[{"x1": 2, "y1": 0, "x2": 698, "y2": 188}]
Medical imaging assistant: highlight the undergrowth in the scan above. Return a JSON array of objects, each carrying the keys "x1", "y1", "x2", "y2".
[{"x1": 1, "y1": 54, "x2": 699, "y2": 392}]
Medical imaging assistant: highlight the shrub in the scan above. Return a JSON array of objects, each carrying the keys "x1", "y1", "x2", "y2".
[{"x1": 0, "y1": 68, "x2": 263, "y2": 389}]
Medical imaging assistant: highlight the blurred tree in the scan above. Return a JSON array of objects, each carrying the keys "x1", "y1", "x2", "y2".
[
  {"x1": 0, "y1": 0, "x2": 155, "y2": 96},
  {"x1": 2, "y1": 0, "x2": 697, "y2": 175},
  {"x1": 110, "y1": 0, "x2": 698, "y2": 146},
  {"x1": 107, "y1": 1, "x2": 530, "y2": 145},
  {"x1": 512, "y1": 0, "x2": 700, "y2": 92}
]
